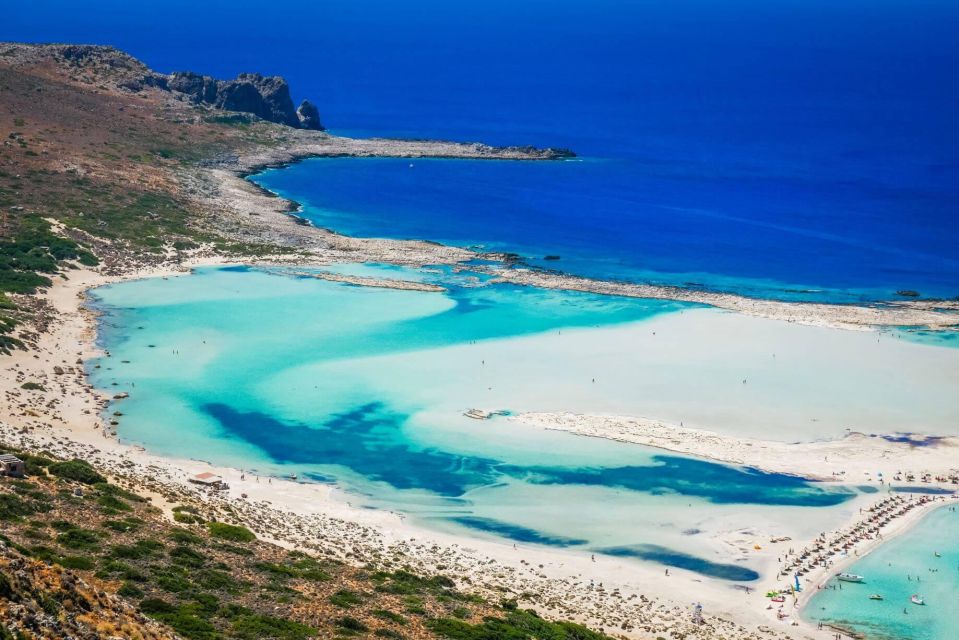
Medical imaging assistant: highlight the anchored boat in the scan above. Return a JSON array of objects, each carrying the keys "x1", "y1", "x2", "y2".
[
  {"x1": 911, "y1": 595, "x2": 925, "y2": 606},
  {"x1": 836, "y1": 573, "x2": 865, "y2": 583},
  {"x1": 869, "y1": 594, "x2": 883, "y2": 601}
]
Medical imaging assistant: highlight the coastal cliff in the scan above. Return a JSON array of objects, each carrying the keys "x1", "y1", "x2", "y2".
[
  {"x1": 20, "y1": 44, "x2": 324, "y2": 130},
  {"x1": 169, "y1": 70, "x2": 323, "y2": 130}
]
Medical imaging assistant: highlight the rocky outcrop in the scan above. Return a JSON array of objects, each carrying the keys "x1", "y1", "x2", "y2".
[
  {"x1": 215, "y1": 73, "x2": 299, "y2": 127},
  {"x1": 0, "y1": 541, "x2": 175, "y2": 639},
  {"x1": 4, "y1": 43, "x2": 321, "y2": 131},
  {"x1": 296, "y1": 99, "x2": 322, "y2": 130},
  {"x1": 168, "y1": 70, "x2": 218, "y2": 103},
  {"x1": 165, "y1": 70, "x2": 322, "y2": 130}
]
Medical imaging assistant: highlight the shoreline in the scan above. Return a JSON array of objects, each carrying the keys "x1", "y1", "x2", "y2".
[
  {"x1": 3, "y1": 259, "x2": 957, "y2": 640},
  {"x1": 791, "y1": 498, "x2": 955, "y2": 636},
  {"x1": 509, "y1": 410, "x2": 959, "y2": 637},
  {"x1": 3, "y1": 40, "x2": 955, "y2": 640},
  {"x1": 0, "y1": 261, "x2": 805, "y2": 640},
  {"x1": 212, "y1": 144, "x2": 959, "y2": 332}
]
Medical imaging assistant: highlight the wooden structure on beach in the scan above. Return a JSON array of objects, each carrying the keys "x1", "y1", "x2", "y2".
[
  {"x1": 0, "y1": 454, "x2": 26, "y2": 478},
  {"x1": 188, "y1": 471, "x2": 228, "y2": 490}
]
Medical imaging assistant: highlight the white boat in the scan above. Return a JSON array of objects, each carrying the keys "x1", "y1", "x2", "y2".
[
  {"x1": 836, "y1": 573, "x2": 865, "y2": 583},
  {"x1": 911, "y1": 595, "x2": 925, "y2": 606},
  {"x1": 869, "y1": 594, "x2": 883, "y2": 601}
]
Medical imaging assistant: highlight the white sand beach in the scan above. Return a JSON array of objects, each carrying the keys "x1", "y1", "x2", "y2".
[{"x1": 2, "y1": 261, "x2": 958, "y2": 640}]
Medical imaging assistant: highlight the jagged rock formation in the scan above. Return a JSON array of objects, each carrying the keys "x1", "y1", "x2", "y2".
[
  {"x1": 296, "y1": 99, "x2": 322, "y2": 130},
  {"x1": 166, "y1": 70, "x2": 217, "y2": 103},
  {"x1": 167, "y1": 70, "x2": 322, "y2": 130},
  {"x1": 0, "y1": 42, "x2": 321, "y2": 130}
]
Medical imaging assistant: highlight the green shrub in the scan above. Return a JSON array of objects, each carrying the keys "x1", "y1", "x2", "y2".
[
  {"x1": 335, "y1": 617, "x2": 369, "y2": 633},
  {"x1": 206, "y1": 522, "x2": 255, "y2": 542},
  {"x1": 254, "y1": 561, "x2": 297, "y2": 578},
  {"x1": 170, "y1": 545, "x2": 206, "y2": 567},
  {"x1": 117, "y1": 581, "x2": 144, "y2": 598},
  {"x1": 57, "y1": 527, "x2": 99, "y2": 550},
  {"x1": 173, "y1": 510, "x2": 201, "y2": 524},
  {"x1": 97, "y1": 559, "x2": 147, "y2": 582},
  {"x1": 20, "y1": 382, "x2": 44, "y2": 390},
  {"x1": 329, "y1": 589, "x2": 363, "y2": 608},
  {"x1": 48, "y1": 459, "x2": 105, "y2": 484},
  {"x1": 194, "y1": 568, "x2": 241, "y2": 592},
  {"x1": 168, "y1": 528, "x2": 203, "y2": 545},
  {"x1": 215, "y1": 543, "x2": 254, "y2": 556},
  {"x1": 30, "y1": 545, "x2": 57, "y2": 563},
  {"x1": 98, "y1": 493, "x2": 132, "y2": 512},
  {"x1": 95, "y1": 482, "x2": 145, "y2": 502},
  {"x1": 103, "y1": 518, "x2": 142, "y2": 533},
  {"x1": 373, "y1": 609, "x2": 407, "y2": 625},
  {"x1": 428, "y1": 608, "x2": 613, "y2": 640},
  {"x1": 141, "y1": 599, "x2": 221, "y2": 640},
  {"x1": 231, "y1": 614, "x2": 315, "y2": 640},
  {"x1": 152, "y1": 567, "x2": 193, "y2": 594},
  {"x1": 140, "y1": 598, "x2": 176, "y2": 615},
  {"x1": 0, "y1": 493, "x2": 35, "y2": 520},
  {"x1": 110, "y1": 539, "x2": 163, "y2": 559}
]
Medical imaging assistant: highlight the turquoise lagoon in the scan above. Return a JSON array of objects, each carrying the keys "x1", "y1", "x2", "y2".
[
  {"x1": 805, "y1": 505, "x2": 959, "y2": 640},
  {"x1": 88, "y1": 265, "x2": 959, "y2": 578}
]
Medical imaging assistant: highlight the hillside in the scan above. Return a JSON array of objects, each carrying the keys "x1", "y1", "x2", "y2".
[{"x1": 0, "y1": 445, "x2": 614, "y2": 640}]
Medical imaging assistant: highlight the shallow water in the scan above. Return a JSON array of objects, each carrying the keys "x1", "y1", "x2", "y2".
[
  {"x1": 805, "y1": 505, "x2": 959, "y2": 640},
  {"x1": 89, "y1": 265, "x2": 883, "y2": 577}
]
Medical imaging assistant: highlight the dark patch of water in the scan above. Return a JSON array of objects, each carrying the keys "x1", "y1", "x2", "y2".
[
  {"x1": 598, "y1": 544, "x2": 760, "y2": 581},
  {"x1": 501, "y1": 457, "x2": 854, "y2": 506},
  {"x1": 448, "y1": 516, "x2": 587, "y2": 547},
  {"x1": 202, "y1": 403, "x2": 856, "y2": 508}
]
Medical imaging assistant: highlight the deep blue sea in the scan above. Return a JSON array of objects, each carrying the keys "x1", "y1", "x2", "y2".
[{"x1": 7, "y1": 0, "x2": 959, "y2": 301}]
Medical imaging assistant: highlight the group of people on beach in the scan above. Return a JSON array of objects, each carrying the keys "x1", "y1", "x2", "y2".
[{"x1": 778, "y1": 495, "x2": 935, "y2": 581}]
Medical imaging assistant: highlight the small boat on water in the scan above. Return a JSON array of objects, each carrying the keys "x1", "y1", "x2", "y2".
[
  {"x1": 869, "y1": 594, "x2": 883, "y2": 601},
  {"x1": 836, "y1": 573, "x2": 865, "y2": 583},
  {"x1": 911, "y1": 595, "x2": 925, "y2": 606}
]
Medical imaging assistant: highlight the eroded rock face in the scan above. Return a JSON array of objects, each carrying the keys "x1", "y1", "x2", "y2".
[
  {"x1": 215, "y1": 73, "x2": 299, "y2": 127},
  {"x1": 165, "y1": 70, "x2": 321, "y2": 130},
  {"x1": 296, "y1": 99, "x2": 322, "y2": 130},
  {"x1": 168, "y1": 71, "x2": 218, "y2": 104}
]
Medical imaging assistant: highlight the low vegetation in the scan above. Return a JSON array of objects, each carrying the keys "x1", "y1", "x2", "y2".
[
  {"x1": 0, "y1": 443, "x2": 614, "y2": 640},
  {"x1": 0, "y1": 213, "x2": 98, "y2": 353}
]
